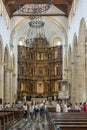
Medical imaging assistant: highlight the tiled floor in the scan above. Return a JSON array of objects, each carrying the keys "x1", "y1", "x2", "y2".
[{"x1": 8, "y1": 113, "x2": 49, "y2": 130}]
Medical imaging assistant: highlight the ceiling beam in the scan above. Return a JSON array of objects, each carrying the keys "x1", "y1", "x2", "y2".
[
  {"x1": 7, "y1": 0, "x2": 72, "y2": 5},
  {"x1": 12, "y1": 13, "x2": 67, "y2": 17}
]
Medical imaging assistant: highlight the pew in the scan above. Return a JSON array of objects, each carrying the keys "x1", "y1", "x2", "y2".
[
  {"x1": 47, "y1": 107, "x2": 56, "y2": 112},
  {"x1": 0, "y1": 114, "x2": 5, "y2": 130},
  {"x1": 0, "y1": 109, "x2": 24, "y2": 121},
  {"x1": 47, "y1": 112, "x2": 87, "y2": 130},
  {"x1": 0, "y1": 109, "x2": 24, "y2": 130}
]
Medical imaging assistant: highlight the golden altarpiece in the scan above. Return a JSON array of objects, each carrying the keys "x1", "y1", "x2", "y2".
[{"x1": 17, "y1": 37, "x2": 62, "y2": 101}]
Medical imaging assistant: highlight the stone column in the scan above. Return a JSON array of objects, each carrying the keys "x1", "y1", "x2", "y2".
[
  {"x1": 63, "y1": 44, "x2": 68, "y2": 80},
  {"x1": 63, "y1": 55, "x2": 68, "y2": 79},
  {"x1": 77, "y1": 18, "x2": 86, "y2": 102},
  {"x1": 0, "y1": 63, "x2": 4, "y2": 106},
  {"x1": 71, "y1": 52, "x2": 78, "y2": 105},
  {"x1": 4, "y1": 69, "x2": 10, "y2": 104},
  {"x1": 9, "y1": 70, "x2": 13, "y2": 105},
  {"x1": 85, "y1": 42, "x2": 87, "y2": 100},
  {"x1": 77, "y1": 44, "x2": 86, "y2": 102},
  {"x1": 12, "y1": 73, "x2": 17, "y2": 103}
]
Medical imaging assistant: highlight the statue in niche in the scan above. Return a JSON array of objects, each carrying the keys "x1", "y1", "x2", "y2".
[{"x1": 37, "y1": 53, "x2": 43, "y2": 60}]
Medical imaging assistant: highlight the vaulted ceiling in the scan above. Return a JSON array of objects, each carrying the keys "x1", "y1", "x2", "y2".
[{"x1": 2, "y1": 0, "x2": 73, "y2": 18}]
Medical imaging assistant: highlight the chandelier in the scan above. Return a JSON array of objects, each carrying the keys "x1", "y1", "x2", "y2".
[
  {"x1": 26, "y1": 17, "x2": 47, "y2": 46},
  {"x1": 12, "y1": 0, "x2": 51, "y2": 14}
]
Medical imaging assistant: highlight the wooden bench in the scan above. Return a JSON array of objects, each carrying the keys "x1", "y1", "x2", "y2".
[
  {"x1": 0, "y1": 113, "x2": 11, "y2": 130},
  {"x1": 47, "y1": 112, "x2": 87, "y2": 130},
  {"x1": 47, "y1": 107, "x2": 56, "y2": 112},
  {"x1": 1, "y1": 109, "x2": 24, "y2": 121},
  {"x1": 0, "y1": 109, "x2": 23, "y2": 130}
]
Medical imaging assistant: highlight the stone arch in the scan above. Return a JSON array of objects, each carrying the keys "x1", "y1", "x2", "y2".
[
  {"x1": 10, "y1": 17, "x2": 67, "y2": 47},
  {"x1": 78, "y1": 17, "x2": 86, "y2": 44},
  {"x1": 53, "y1": 37, "x2": 62, "y2": 46}
]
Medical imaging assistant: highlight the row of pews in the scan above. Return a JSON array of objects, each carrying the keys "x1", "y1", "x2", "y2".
[
  {"x1": 47, "y1": 111, "x2": 87, "y2": 130},
  {"x1": 0, "y1": 109, "x2": 24, "y2": 130}
]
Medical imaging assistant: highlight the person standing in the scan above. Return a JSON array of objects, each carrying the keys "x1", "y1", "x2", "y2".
[
  {"x1": 63, "y1": 102, "x2": 68, "y2": 112},
  {"x1": 23, "y1": 103, "x2": 28, "y2": 119},
  {"x1": 29, "y1": 102, "x2": 34, "y2": 120},
  {"x1": 56, "y1": 101, "x2": 61, "y2": 112}
]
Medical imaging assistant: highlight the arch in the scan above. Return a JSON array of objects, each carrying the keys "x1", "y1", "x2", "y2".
[
  {"x1": 78, "y1": 17, "x2": 86, "y2": 44},
  {"x1": 10, "y1": 17, "x2": 67, "y2": 48},
  {"x1": 73, "y1": 33, "x2": 78, "y2": 48},
  {"x1": 53, "y1": 37, "x2": 62, "y2": 46},
  {"x1": 72, "y1": 33, "x2": 78, "y2": 58}
]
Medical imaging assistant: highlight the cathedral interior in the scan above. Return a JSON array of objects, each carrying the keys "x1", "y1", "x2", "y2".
[
  {"x1": 0, "y1": 0, "x2": 87, "y2": 107},
  {"x1": 1, "y1": 0, "x2": 87, "y2": 130}
]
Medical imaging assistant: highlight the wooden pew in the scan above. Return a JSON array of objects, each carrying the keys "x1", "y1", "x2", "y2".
[
  {"x1": 47, "y1": 112, "x2": 87, "y2": 130},
  {"x1": 0, "y1": 113, "x2": 8, "y2": 130},
  {"x1": 0, "y1": 109, "x2": 24, "y2": 121},
  {"x1": 47, "y1": 107, "x2": 56, "y2": 112},
  {"x1": 0, "y1": 114, "x2": 5, "y2": 130}
]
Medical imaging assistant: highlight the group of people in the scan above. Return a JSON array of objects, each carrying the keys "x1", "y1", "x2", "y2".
[
  {"x1": 56, "y1": 101, "x2": 69, "y2": 112},
  {"x1": 74, "y1": 102, "x2": 87, "y2": 112},
  {"x1": 56, "y1": 101, "x2": 87, "y2": 112},
  {"x1": 23, "y1": 101, "x2": 47, "y2": 120}
]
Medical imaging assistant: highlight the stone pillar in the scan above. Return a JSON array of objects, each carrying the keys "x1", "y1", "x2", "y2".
[
  {"x1": 77, "y1": 44, "x2": 86, "y2": 102},
  {"x1": 77, "y1": 18, "x2": 86, "y2": 102},
  {"x1": 63, "y1": 44, "x2": 68, "y2": 80},
  {"x1": 4, "y1": 69, "x2": 10, "y2": 104},
  {"x1": 12, "y1": 73, "x2": 17, "y2": 103},
  {"x1": 0, "y1": 63, "x2": 4, "y2": 106},
  {"x1": 85, "y1": 42, "x2": 87, "y2": 100},
  {"x1": 63, "y1": 55, "x2": 68, "y2": 79},
  {"x1": 9, "y1": 70, "x2": 13, "y2": 105},
  {"x1": 71, "y1": 53, "x2": 78, "y2": 105}
]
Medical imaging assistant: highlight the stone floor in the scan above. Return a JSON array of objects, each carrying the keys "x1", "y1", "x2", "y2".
[{"x1": 8, "y1": 113, "x2": 49, "y2": 130}]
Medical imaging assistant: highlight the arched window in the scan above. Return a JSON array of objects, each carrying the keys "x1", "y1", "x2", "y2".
[
  {"x1": 18, "y1": 37, "x2": 26, "y2": 46},
  {"x1": 53, "y1": 37, "x2": 62, "y2": 46}
]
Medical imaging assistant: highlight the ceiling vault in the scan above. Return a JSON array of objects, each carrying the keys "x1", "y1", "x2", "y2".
[{"x1": 2, "y1": 0, "x2": 73, "y2": 18}]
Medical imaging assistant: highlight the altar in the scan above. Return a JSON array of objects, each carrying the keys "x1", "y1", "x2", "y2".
[{"x1": 31, "y1": 98, "x2": 47, "y2": 103}]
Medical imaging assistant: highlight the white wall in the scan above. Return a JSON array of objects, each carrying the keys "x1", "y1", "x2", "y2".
[{"x1": 68, "y1": 0, "x2": 87, "y2": 44}]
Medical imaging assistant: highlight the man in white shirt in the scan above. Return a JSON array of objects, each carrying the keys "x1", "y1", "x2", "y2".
[{"x1": 56, "y1": 101, "x2": 61, "y2": 112}]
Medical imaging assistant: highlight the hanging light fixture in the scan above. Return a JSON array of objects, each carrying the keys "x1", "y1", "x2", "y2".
[
  {"x1": 11, "y1": 0, "x2": 51, "y2": 15},
  {"x1": 26, "y1": 17, "x2": 48, "y2": 46}
]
